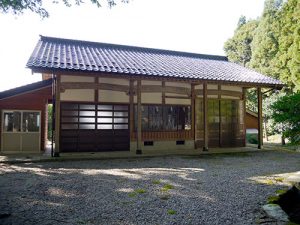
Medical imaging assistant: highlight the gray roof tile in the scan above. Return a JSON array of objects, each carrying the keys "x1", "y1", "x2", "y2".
[{"x1": 26, "y1": 36, "x2": 283, "y2": 87}]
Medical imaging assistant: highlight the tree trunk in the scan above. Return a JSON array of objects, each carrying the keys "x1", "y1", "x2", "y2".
[
  {"x1": 281, "y1": 135, "x2": 286, "y2": 145},
  {"x1": 264, "y1": 118, "x2": 269, "y2": 141}
]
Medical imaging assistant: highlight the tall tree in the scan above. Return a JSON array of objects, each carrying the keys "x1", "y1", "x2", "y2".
[
  {"x1": 276, "y1": 0, "x2": 300, "y2": 91},
  {"x1": 224, "y1": 17, "x2": 258, "y2": 66},
  {"x1": 0, "y1": 0, "x2": 123, "y2": 18},
  {"x1": 249, "y1": 0, "x2": 283, "y2": 79}
]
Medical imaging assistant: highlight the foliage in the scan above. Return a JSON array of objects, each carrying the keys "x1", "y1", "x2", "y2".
[
  {"x1": 224, "y1": 18, "x2": 258, "y2": 66},
  {"x1": 276, "y1": 0, "x2": 300, "y2": 92},
  {"x1": 48, "y1": 104, "x2": 53, "y2": 140},
  {"x1": 249, "y1": 0, "x2": 283, "y2": 79},
  {"x1": 224, "y1": 0, "x2": 300, "y2": 92},
  {"x1": 271, "y1": 93, "x2": 300, "y2": 144},
  {"x1": 0, "y1": 0, "x2": 124, "y2": 18}
]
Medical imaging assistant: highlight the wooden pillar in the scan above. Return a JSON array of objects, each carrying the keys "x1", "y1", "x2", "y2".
[
  {"x1": 191, "y1": 84, "x2": 195, "y2": 147},
  {"x1": 129, "y1": 80, "x2": 134, "y2": 141},
  {"x1": 203, "y1": 83, "x2": 208, "y2": 151},
  {"x1": 242, "y1": 87, "x2": 247, "y2": 147},
  {"x1": 218, "y1": 84, "x2": 222, "y2": 147},
  {"x1": 257, "y1": 87, "x2": 263, "y2": 149},
  {"x1": 54, "y1": 75, "x2": 61, "y2": 157},
  {"x1": 136, "y1": 80, "x2": 142, "y2": 154},
  {"x1": 162, "y1": 81, "x2": 166, "y2": 105}
]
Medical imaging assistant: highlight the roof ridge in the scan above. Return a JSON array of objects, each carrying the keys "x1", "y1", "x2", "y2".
[{"x1": 39, "y1": 35, "x2": 228, "y2": 61}]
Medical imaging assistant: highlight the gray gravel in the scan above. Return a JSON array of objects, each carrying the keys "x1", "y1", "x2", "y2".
[{"x1": 0, "y1": 150, "x2": 299, "y2": 225}]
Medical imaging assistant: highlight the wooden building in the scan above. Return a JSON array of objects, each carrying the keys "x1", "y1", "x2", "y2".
[{"x1": 3, "y1": 36, "x2": 283, "y2": 155}]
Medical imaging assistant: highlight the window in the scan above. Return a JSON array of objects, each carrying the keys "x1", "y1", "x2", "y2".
[
  {"x1": 3, "y1": 111, "x2": 40, "y2": 133},
  {"x1": 135, "y1": 105, "x2": 191, "y2": 131},
  {"x1": 22, "y1": 112, "x2": 40, "y2": 132},
  {"x1": 3, "y1": 111, "x2": 21, "y2": 132}
]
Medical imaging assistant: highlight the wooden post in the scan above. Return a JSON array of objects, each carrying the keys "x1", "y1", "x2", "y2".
[
  {"x1": 191, "y1": 84, "x2": 195, "y2": 147},
  {"x1": 162, "y1": 81, "x2": 166, "y2": 105},
  {"x1": 242, "y1": 87, "x2": 247, "y2": 147},
  {"x1": 203, "y1": 83, "x2": 208, "y2": 151},
  {"x1": 257, "y1": 87, "x2": 263, "y2": 149},
  {"x1": 54, "y1": 75, "x2": 61, "y2": 157},
  {"x1": 218, "y1": 84, "x2": 222, "y2": 147},
  {"x1": 129, "y1": 80, "x2": 134, "y2": 141},
  {"x1": 136, "y1": 80, "x2": 142, "y2": 154}
]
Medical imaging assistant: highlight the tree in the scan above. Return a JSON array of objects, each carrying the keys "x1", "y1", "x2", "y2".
[
  {"x1": 276, "y1": 0, "x2": 300, "y2": 92},
  {"x1": 224, "y1": 18, "x2": 258, "y2": 66},
  {"x1": 249, "y1": 0, "x2": 283, "y2": 79},
  {"x1": 0, "y1": 0, "x2": 123, "y2": 18},
  {"x1": 271, "y1": 93, "x2": 300, "y2": 144}
]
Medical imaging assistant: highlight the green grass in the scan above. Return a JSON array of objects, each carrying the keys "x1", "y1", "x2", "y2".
[
  {"x1": 276, "y1": 189, "x2": 287, "y2": 195},
  {"x1": 167, "y1": 209, "x2": 176, "y2": 215},
  {"x1": 161, "y1": 184, "x2": 174, "y2": 192},
  {"x1": 152, "y1": 180, "x2": 161, "y2": 185},
  {"x1": 128, "y1": 192, "x2": 137, "y2": 197},
  {"x1": 267, "y1": 195, "x2": 279, "y2": 204},
  {"x1": 135, "y1": 188, "x2": 146, "y2": 194}
]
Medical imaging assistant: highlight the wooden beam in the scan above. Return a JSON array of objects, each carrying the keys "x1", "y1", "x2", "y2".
[
  {"x1": 165, "y1": 95, "x2": 190, "y2": 99},
  {"x1": 195, "y1": 89, "x2": 243, "y2": 99},
  {"x1": 257, "y1": 87, "x2": 263, "y2": 149},
  {"x1": 203, "y1": 83, "x2": 208, "y2": 151},
  {"x1": 54, "y1": 75, "x2": 61, "y2": 157},
  {"x1": 60, "y1": 82, "x2": 129, "y2": 92},
  {"x1": 136, "y1": 80, "x2": 142, "y2": 154}
]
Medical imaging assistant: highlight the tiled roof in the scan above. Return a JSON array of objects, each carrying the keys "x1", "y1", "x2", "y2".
[
  {"x1": 26, "y1": 36, "x2": 283, "y2": 87},
  {"x1": 0, "y1": 79, "x2": 52, "y2": 100}
]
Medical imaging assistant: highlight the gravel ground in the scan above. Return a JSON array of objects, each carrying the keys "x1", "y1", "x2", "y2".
[{"x1": 0, "y1": 150, "x2": 299, "y2": 225}]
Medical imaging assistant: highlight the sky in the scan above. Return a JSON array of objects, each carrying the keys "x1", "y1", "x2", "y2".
[{"x1": 0, "y1": 0, "x2": 265, "y2": 91}]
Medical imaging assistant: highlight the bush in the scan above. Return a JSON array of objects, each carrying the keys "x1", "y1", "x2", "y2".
[{"x1": 271, "y1": 93, "x2": 300, "y2": 144}]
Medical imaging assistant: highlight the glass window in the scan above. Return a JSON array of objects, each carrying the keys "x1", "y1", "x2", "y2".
[
  {"x1": 178, "y1": 106, "x2": 191, "y2": 130},
  {"x1": 141, "y1": 105, "x2": 149, "y2": 130},
  {"x1": 22, "y1": 112, "x2": 40, "y2": 132},
  {"x1": 79, "y1": 117, "x2": 95, "y2": 123},
  {"x1": 163, "y1": 106, "x2": 178, "y2": 130},
  {"x1": 3, "y1": 111, "x2": 21, "y2": 132},
  {"x1": 148, "y1": 106, "x2": 163, "y2": 130},
  {"x1": 79, "y1": 111, "x2": 95, "y2": 117}
]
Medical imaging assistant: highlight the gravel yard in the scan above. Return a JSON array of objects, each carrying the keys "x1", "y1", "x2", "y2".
[{"x1": 0, "y1": 150, "x2": 299, "y2": 225}]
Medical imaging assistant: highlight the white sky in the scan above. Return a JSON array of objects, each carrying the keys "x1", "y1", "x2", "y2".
[{"x1": 0, "y1": 0, "x2": 265, "y2": 91}]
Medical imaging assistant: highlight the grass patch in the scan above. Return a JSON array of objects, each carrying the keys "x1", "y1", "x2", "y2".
[
  {"x1": 167, "y1": 209, "x2": 176, "y2": 215},
  {"x1": 152, "y1": 180, "x2": 161, "y2": 185},
  {"x1": 276, "y1": 189, "x2": 287, "y2": 195},
  {"x1": 267, "y1": 195, "x2": 279, "y2": 204},
  {"x1": 135, "y1": 189, "x2": 146, "y2": 194},
  {"x1": 161, "y1": 184, "x2": 174, "y2": 192},
  {"x1": 128, "y1": 192, "x2": 137, "y2": 197}
]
